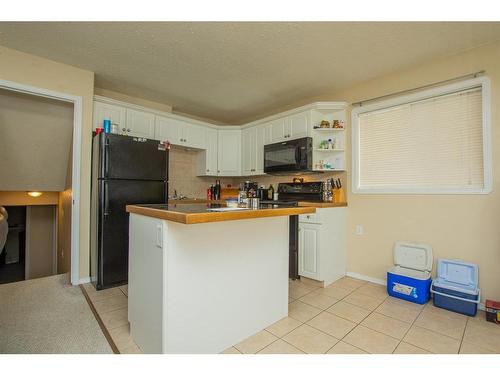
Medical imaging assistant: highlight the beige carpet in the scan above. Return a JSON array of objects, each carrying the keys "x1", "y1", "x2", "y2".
[{"x1": 0, "y1": 274, "x2": 113, "y2": 353}]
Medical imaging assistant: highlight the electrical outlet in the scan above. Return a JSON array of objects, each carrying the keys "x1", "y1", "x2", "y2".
[{"x1": 355, "y1": 224, "x2": 364, "y2": 235}]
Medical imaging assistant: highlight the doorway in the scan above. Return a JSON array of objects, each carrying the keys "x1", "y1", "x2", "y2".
[{"x1": 0, "y1": 81, "x2": 82, "y2": 284}]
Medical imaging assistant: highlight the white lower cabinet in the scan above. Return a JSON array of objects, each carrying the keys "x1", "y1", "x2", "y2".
[
  {"x1": 298, "y1": 223, "x2": 320, "y2": 279},
  {"x1": 298, "y1": 207, "x2": 346, "y2": 285}
]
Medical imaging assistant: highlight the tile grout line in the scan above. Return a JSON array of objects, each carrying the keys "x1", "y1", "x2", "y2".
[
  {"x1": 457, "y1": 316, "x2": 470, "y2": 354},
  {"x1": 399, "y1": 303, "x2": 435, "y2": 354}
]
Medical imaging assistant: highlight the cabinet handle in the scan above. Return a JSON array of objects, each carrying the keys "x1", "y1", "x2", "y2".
[
  {"x1": 122, "y1": 127, "x2": 126, "y2": 132},
  {"x1": 217, "y1": 170, "x2": 220, "y2": 173},
  {"x1": 127, "y1": 128, "x2": 131, "y2": 132},
  {"x1": 206, "y1": 169, "x2": 209, "y2": 172}
]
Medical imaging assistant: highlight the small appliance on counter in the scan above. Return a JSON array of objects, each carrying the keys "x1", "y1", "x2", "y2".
[{"x1": 387, "y1": 242, "x2": 433, "y2": 305}]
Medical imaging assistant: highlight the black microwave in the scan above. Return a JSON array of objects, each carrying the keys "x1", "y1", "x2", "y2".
[{"x1": 264, "y1": 137, "x2": 313, "y2": 174}]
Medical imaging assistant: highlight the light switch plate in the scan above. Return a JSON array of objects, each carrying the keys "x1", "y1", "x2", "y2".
[{"x1": 355, "y1": 224, "x2": 364, "y2": 235}]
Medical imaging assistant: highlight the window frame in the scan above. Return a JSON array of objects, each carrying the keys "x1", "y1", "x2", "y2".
[{"x1": 351, "y1": 76, "x2": 492, "y2": 195}]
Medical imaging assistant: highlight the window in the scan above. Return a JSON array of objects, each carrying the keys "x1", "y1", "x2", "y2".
[{"x1": 351, "y1": 77, "x2": 492, "y2": 194}]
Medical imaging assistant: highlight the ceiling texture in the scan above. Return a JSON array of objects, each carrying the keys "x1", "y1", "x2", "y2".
[{"x1": 1, "y1": 22, "x2": 500, "y2": 124}]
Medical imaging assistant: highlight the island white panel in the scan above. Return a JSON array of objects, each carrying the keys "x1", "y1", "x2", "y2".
[
  {"x1": 164, "y1": 216, "x2": 288, "y2": 353},
  {"x1": 128, "y1": 213, "x2": 165, "y2": 353}
]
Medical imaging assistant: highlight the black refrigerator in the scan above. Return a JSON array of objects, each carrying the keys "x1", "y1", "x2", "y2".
[{"x1": 90, "y1": 133, "x2": 168, "y2": 290}]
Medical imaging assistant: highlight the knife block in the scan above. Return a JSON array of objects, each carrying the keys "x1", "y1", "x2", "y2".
[{"x1": 333, "y1": 187, "x2": 345, "y2": 203}]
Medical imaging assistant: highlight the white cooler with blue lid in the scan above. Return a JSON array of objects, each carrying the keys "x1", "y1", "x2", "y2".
[
  {"x1": 387, "y1": 241, "x2": 433, "y2": 304},
  {"x1": 431, "y1": 259, "x2": 480, "y2": 316}
]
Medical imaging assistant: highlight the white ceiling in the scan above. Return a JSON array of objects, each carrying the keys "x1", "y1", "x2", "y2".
[{"x1": 0, "y1": 22, "x2": 500, "y2": 124}]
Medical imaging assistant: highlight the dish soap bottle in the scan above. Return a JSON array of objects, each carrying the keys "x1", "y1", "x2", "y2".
[{"x1": 268, "y1": 184, "x2": 274, "y2": 200}]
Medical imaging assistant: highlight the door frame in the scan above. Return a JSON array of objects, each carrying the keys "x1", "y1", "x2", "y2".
[{"x1": 0, "y1": 79, "x2": 83, "y2": 285}]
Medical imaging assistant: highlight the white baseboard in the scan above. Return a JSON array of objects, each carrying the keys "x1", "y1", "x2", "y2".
[
  {"x1": 346, "y1": 272, "x2": 386, "y2": 286},
  {"x1": 75, "y1": 277, "x2": 90, "y2": 285},
  {"x1": 346, "y1": 272, "x2": 486, "y2": 311}
]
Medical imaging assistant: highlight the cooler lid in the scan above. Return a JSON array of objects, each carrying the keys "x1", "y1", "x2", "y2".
[
  {"x1": 436, "y1": 259, "x2": 478, "y2": 288},
  {"x1": 394, "y1": 241, "x2": 433, "y2": 272}
]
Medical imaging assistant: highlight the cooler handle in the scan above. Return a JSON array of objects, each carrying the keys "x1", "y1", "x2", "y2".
[{"x1": 430, "y1": 280, "x2": 480, "y2": 305}]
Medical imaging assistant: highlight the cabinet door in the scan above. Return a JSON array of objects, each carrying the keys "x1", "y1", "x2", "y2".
[
  {"x1": 183, "y1": 123, "x2": 206, "y2": 149},
  {"x1": 269, "y1": 118, "x2": 287, "y2": 143},
  {"x1": 298, "y1": 223, "x2": 320, "y2": 280},
  {"x1": 154, "y1": 115, "x2": 182, "y2": 144},
  {"x1": 217, "y1": 130, "x2": 241, "y2": 176},
  {"x1": 126, "y1": 109, "x2": 155, "y2": 138},
  {"x1": 288, "y1": 111, "x2": 309, "y2": 140},
  {"x1": 93, "y1": 101, "x2": 126, "y2": 131},
  {"x1": 255, "y1": 125, "x2": 266, "y2": 174},
  {"x1": 242, "y1": 127, "x2": 257, "y2": 175},
  {"x1": 206, "y1": 128, "x2": 218, "y2": 175}
]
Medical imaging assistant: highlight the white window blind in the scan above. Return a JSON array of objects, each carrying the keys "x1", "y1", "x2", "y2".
[{"x1": 355, "y1": 85, "x2": 488, "y2": 193}]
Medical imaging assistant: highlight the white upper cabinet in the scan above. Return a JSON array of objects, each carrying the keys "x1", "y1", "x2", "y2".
[
  {"x1": 265, "y1": 110, "x2": 310, "y2": 144},
  {"x1": 126, "y1": 108, "x2": 156, "y2": 138},
  {"x1": 182, "y1": 122, "x2": 206, "y2": 149},
  {"x1": 155, "y1": 115, "x2": 182, "y2": 144},
  {"x1": 242, "y1": 127, "x2": 256, "y2": 175},
  {"x1": 255, "y1": 125, "x2": 267, "y2": 175},
  {"x1": 154, "y1": 116, "x2": 205, "y2": 149},
  {"x1": 288, "y1": 111, "x2": 309, "y2": 140},
  {"x1": 241, "y1": 125, "x2": 267, "y2": 176},
  {"x1": 217, "y1": 130, "x2": 241, "y2": 176},
  {"x1": 197, "y1": 127, "x2": 218, "y2": 176},
  {"x1": 269, "y1": 118, "x2": 287, "y2": 143},
  {"x1": 93, "y1": 101, "x2": 126, "y2": 131}
]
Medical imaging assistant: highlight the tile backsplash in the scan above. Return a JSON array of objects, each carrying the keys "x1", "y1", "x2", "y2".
[{"x1": 168, "y1": 147, "x2": 346, "y2": 199}]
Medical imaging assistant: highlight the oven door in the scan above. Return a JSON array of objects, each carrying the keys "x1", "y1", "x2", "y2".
[{"x1": 264, "y1": 137, "x2": 312, "y2": 174}]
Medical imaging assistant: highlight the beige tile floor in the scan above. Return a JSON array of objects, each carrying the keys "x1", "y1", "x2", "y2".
[
  {"x1": 83, "y1": 277, "x2": 500, "y2": 355},
  {"x1": 228, "y1": 277, "x2": 500, "y2": 354},
  {"x1": 82, "y1": 283, "x2": 142, "y2": 354}
]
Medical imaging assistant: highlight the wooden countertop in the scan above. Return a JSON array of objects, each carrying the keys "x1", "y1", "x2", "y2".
[
  {"x1": 126, "y1": 203, "x2": 316, "y2": 224},
  {"x1": 297, "y1": 201, "x2": 348, "y2": 208}
]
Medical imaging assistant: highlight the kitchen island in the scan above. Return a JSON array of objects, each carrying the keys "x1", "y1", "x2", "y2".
[{"x1": 125, "y1": 202, "x2": 315, "y2": 354}]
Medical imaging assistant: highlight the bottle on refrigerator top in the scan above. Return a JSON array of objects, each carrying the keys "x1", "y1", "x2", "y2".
[
  {"x1": 207, "y1": 186, "x2": 212, "y2": 200},
  {"x1": 268, "y1": 184, "x2": 274, "y2": 200},
  {"x1": 103, "y1": 119, "x2": 111, "y2": 134}
]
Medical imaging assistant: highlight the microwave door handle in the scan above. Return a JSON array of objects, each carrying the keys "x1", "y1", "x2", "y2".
[{"x1": 295, "y1": 146, "x2": 301, "y2": 166}]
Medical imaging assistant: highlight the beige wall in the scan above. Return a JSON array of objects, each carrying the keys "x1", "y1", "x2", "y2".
[
  {"x1": 168, "y1": 147, "x2": 235, "y2": 198},
  {"x1": 0, "y1": 88, "x2": 74, "y2": 191},
  {"x1": 0, "y1": 191, "x2": 59, "y2": 206},
  {"x1": 327, "y1": 42, "x2": 500, "y2": 303},
  {"x1": 26, "y1": 205, "x2": 56, "y2": 279},
  {"x1": 0, "y1": 45, "x2": 94, "y2": 281}
]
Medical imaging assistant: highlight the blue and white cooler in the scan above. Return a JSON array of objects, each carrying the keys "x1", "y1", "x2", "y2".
[
  {"x1": 387, "y1": 242, "x2": 433, "y2": 304},
  {"x1": 431, "y1": 259, "x2": 480, "y2": 316}
]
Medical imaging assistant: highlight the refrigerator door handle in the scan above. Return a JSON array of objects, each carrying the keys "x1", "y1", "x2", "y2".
[
  {"x1": 103, "y1": 137, "x2": 110, "y2": 178},
  {"x1": 103, "y1": 181, "x2": 110, "y2": 218}
]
